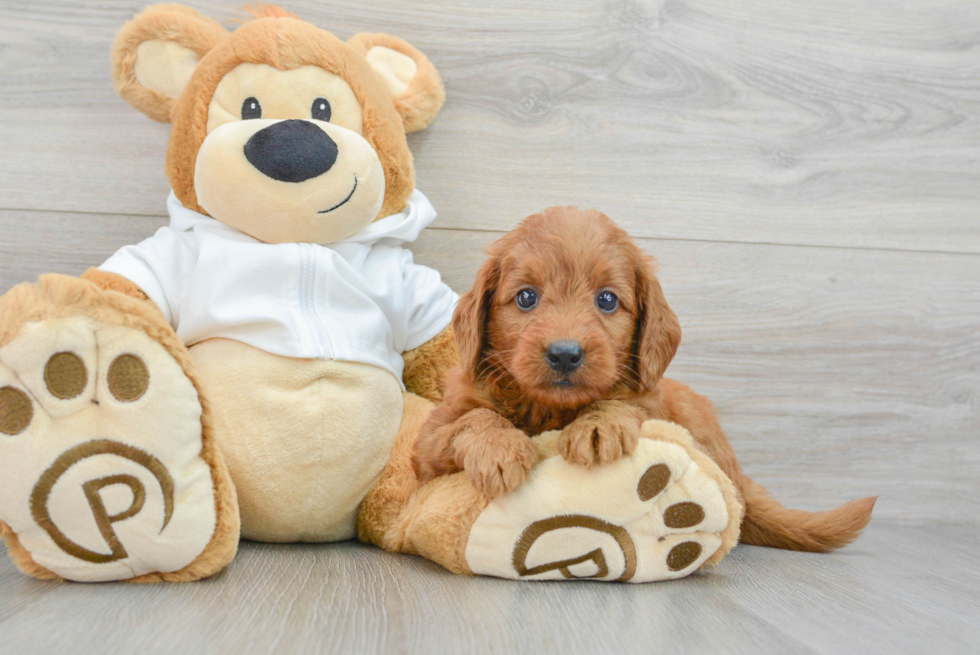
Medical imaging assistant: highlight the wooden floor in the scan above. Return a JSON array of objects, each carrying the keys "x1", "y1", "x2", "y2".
[
  {"x1": 1, "y1": 522, "x2": 978, "y2": 654},
  {"x1": 0, "y1": 0, "x2": 978, "y2": 653}
]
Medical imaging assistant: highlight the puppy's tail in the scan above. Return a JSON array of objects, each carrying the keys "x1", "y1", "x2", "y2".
[{"x1": 737, "y1": 475, "x2": 876, "y2": 552}]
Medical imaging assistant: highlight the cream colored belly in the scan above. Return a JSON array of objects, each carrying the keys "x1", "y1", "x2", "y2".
[{"x1": 190, "y1": 338, "x2": 403, "y2": 542}]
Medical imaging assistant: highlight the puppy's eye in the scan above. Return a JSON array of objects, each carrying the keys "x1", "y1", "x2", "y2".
[
  {"x1": 241, "y1": 97, "x2": 262, "y2": 120},
  {"x1": 596, "y1": 290, "x2": 619, "y2": 313},
  {"x1": 515, "y1": 288, "x2": 538, "y2": 310},
  {"x1": 312, "y1": 97, "x2": 332, "y2": 121}
]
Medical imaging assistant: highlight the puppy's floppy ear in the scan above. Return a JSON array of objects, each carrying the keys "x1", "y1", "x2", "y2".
[
  {"x1": 111, "y1": 4, "x2": 228, "y2": 122},
  {"x1": 347, "y1": 33, "x2": 446, "y2": 133},
  {"x1": 631, "y1": 252, "x2": 682, "y2": 391},
  {"x1": 453, "y1": 246, "x2": 502, "y2": 377}
]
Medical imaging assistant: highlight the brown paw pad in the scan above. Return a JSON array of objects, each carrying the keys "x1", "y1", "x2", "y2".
[
  {"x1": 666, "y1": 541, "x2": 702, "y2": 571},
  {"x1": 107, "y1": 354, "x2": 149, "y2": 402},
  {"x1": 663, "y1": 502, "x2": 705, "y2": 529},
  {"x1": 0, "y1": 386, "x2": 32, "y2": 435},
  {"x1": 637, "y1": 463, "x2": 671, "y2": 501},
  {"x1": 43, "y1": 352, "x2": 87, "y2": 400}
]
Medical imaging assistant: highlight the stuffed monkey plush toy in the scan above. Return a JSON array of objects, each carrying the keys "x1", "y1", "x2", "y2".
[{"x1": 0, "y1": 5, "x2": 742, "y2": 583}]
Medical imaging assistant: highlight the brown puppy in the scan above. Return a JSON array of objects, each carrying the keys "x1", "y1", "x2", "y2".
[{"x1": 414, "y1": 206, "x2": 876, "y2": 552}]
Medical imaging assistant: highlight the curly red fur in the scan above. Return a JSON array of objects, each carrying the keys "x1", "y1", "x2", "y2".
[{"x1": 414, "y1": 206, "x2": 876, "y2": 551}]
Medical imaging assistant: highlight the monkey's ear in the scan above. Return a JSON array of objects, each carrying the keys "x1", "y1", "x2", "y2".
[
  {"x1": 111, "y1": 4, "x2": 228, "y2": 122},
  {"x1": 348, "y1": 33, "x2": 446, "y2": 133}
]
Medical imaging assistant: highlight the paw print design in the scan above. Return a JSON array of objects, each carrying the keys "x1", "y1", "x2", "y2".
[
  {"x1": 464, "y1": 420, "x2": 742, "y2": 583},
  {"x1": 0, "y1": 316, "x2": 217, "y2": 581}
]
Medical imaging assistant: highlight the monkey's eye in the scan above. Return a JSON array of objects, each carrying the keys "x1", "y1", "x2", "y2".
[
  {"x1": 312, "y1": 97, "x2": 332, "y2": 121},
  {"x1": 515, "y1": 288, "x2": 538, "y2": 310},
  {"x1": 595, "y1": 290, "x2": 619, "y2": 313},
  {"x1": 241, "y1": 97, "x2": 262, "y2": 120}
]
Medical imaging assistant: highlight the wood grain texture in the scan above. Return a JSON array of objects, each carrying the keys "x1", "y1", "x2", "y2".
[
  {"x1": 1, "y1": 0, "x2": 979, "y2": 652},
  {"x1": 0, "y1": 0, "x2": 979, "y2": 252},
  {"x1": 0, "y1": 523, "x2": 977, "y2": 654}
]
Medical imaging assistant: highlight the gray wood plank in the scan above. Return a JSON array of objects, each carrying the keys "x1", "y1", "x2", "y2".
[
  {"x1": 0, "y1": 210, "x2": 166, "y2": 285},
  {"x1": 714, "y1": 524, "x2": 980, "y2": 655},
  {"x1": 2, "y1": 212, "x2": 978, "y2": 525},
  {"x1": 1, "y1": 1, "x2": 978, "y2": 650},
  {"x1": 1, "y1": 0, "x2": 979, "y2": 252},
  {"x1": 1, "y1": 522, "x2": 977, "y2": 654}
]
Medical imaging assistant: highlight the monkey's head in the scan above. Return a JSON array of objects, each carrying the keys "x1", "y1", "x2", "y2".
[{"x1": 112, "y1": 4, "x2": 444, "y2": 244}]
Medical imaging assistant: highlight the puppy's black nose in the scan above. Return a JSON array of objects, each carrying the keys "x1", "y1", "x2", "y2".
[
  {"x1": 546, "y1": 340, "x2": 584, "y2": 374},
  {"x1": 244, "y1": 119, "x2": 338, "y2": 183}
]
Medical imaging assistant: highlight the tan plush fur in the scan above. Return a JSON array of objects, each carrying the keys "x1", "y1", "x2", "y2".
[
  {"x1": 81, "y1": 267, "x2": 152, "y2": 302},
  {"x1": 402, "y1": 325, "x2": 458, "y2": 403},
  {"x1": 414, "y1": 207, "x2": 875, "y2": 553},
  {"x1": 358, "y1": 393, "x2": 483, "y2": 574},
  {"x1": 112, "y1": 5, "x2": 444, "y2": 222},
  {"x1": 111, "y1": 4, "x2": 228, "y2": 123},
  {"x1": 243, "y1": 4, "x2": 299, "y2": 20},
  {"x1": 347, "y1": 33, "x2": 446, "y2": 133},
  {"x1": 633, "y1": 421, "x2": 743, "y2": 565},
  {"x1": 357, "y1": 393, "x2": 432, "y2": 550},
  {"x1": 0, "y1": 274, "x2": 240, "y2": 581},
  {"x1": 1, "y1": 525, "x2": 62, "y2": 581},
  {"x1": 190, "y1": 338, "x2": 403, "y2": 543}
]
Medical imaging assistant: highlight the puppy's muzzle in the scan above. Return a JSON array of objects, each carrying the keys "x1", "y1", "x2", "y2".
[
  {"x1": 244, "y1": 119, "x2": 338, "y2": 183},
  {"x1": 546, "y1": 340, "x2": 584, "y2": 374}
]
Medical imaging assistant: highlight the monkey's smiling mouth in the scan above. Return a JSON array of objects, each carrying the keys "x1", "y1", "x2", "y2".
[{"x1": 317, "y1": 175, "x2": 358, "y2": 214}]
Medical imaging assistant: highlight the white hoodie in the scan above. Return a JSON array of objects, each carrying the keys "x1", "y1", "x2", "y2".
[{"x1": 100, "y1": 189, "x2": 458, "y2": 386}]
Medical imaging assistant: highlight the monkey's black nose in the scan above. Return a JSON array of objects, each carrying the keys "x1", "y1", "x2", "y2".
[
  {"x1": 244, "y1": 119, "x2": 337, "y2": 183},
  {"x1": 546, "y1": 340, "x2": 584, "y2": 374}
]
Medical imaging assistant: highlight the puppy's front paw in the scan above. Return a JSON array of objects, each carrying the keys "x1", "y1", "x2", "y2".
[
  {"x1": 413, "y1": 423, "x2": 459, "y2": 485},
  {"x1": 559, "y1": 412, "x2": 641, "y2": 467},
  {"x1": 456, "y1": 428, "x2": 539, "y2": 498}
]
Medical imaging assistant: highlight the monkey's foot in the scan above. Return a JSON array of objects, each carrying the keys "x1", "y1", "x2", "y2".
[
  {"x1": 0, "y1": 277, "x2": 237, "y2": 581},
  {"x1": 464, "y1": 420, "x2": 743, "y2": 582}
]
